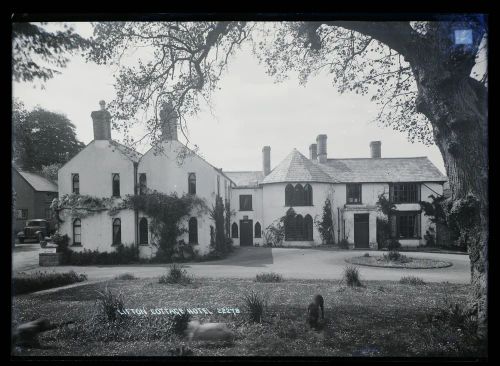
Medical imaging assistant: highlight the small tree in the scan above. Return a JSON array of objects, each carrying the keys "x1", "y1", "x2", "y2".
[
  {"x1": 209, "y1": 196, "x2": 230, "y2": 256},
  {"x1": 315, "y1": 198, "x2": 334, "y2": 244},
  {"x1": 376, "y1": 191, "x2": 396, "y2": 248}
]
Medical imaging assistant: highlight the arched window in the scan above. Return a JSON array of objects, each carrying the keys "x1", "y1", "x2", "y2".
[
  {"x1": 231, "y1": 222, "x2": 239, "y2": 238},
  {"x1": 285, "y1": 215, "x2": 295, "y2": 241},
  {"x1": 285, "y1": 184, "x2": 294, "y2": 206},
  {"x1": 296, "y1": 215, "x2": 304, "y2": 240},
  {"x1": 112, "y1": 173, "x2": 120, "y2": 197},
  {"x1": 304, "y1": 214, "x2": 314, "y2": 241},
  {"x1": 304, "y1": 184, "x2": 313, "y2": 206},
  {"x1": 112, "y1": 218, "x2": 121, "y2": 245},
  {"x1": 294, "y1": 184, "x2": 305, "y2": 206},
  {"x1": 139, "y1": 217, "x2": 148, "y2": 244},
  {"x1": 139, "y1": 173, "x2": 147, "y2": 195},
  {"x1": 72, "y1": 174, "x2": 80, "y2": 195},
  {"x1": 189, "y1": 217, "x2": 198, "y2": 244},
  {"x1": 188, "y1": 173, "x2": 196, "y2": 195},
  {"x1": 73, "y1": 219, "x2": 81, "y2": 245},
  {"x1": 255, "y1": 222, "x2": 262, "y2": 238}
]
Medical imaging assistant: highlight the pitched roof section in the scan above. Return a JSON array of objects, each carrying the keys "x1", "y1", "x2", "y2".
[
  {"x1": 108, "y1": 140, "x2": 143, "y2": 163},
  {"x1": 261, "y1": 149, "x2": 333, "y2": 184},
  {"x1": 320, "y1": 157, "x2": 447, "y2": 183},
  {"x1": 224, "y1": 171, "x2": 265, "y2": 188},
  {"x1": 17, "y1": 170, "x2": 58, "y2": 192}
]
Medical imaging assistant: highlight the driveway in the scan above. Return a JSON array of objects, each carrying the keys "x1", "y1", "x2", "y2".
[{"x1": 12, "y1": 246, "x2": 471, "y2": 284}]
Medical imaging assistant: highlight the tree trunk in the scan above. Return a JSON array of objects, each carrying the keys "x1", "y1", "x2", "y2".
[{"x1": 415, "y1": 73, "x2": 488, "y2": 340}]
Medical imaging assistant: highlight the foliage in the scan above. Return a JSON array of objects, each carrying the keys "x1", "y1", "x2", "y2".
[
  {"x1": 51, "y1": 194, "x2": 127, "y2": 222},
  {"x1": 95, "y1": 287, "x2": 128, "y2": 323},
  {"x1": 399, "y1": 276, "x2": 426, "y2": 285},
  {"x1": 255, "y1": 272, "x2": 283, "y2": 283},
  {"x1": 343, "y1": 265, "x2": 362, "y2": 287},
  {"x1": 339, "y1": 238, "x2": 350, "y2": 249},
  {"x1": 315, "y1": 198, "x2": 335, "y2": 244},
  {"x1": 125, "y1": 191, "x2": 207, "y2": 260},
  {"x1": 376, "y1": 217, "x2": 392, "y2": 248},
  {"x1": 52, "y1": 233, "x2": 70, "y2": 253},
  {"x1": 13, "y1": 270, "x2": 87, "y2": 295},
  {"x1": 383, "y1": 250, "x2": 410, "y2": 263},
  {"x1": 376, "y1": 192, "x2": 396, "y2": 216},
  {"x1": 363, "y1": 252, "x2": 370, "y2": 257},
  {"x1": 424, "y1": 228, "x2": 436, "y2": 247},
  {"x1": 243, "y1": 290, "x2": 266, "y2": 323},
  {"x1": 209, "y1": 196, "x2": 231, "y2": 256},
  {"x1": 264, "y1": 218, "x2": 285, "y2": 247},
  {"x1": 114, "y1": 273, "x2": 137, "y2": 280},
  {"x1": 38, "y1": 163, "x2": 62, "y2": 184},
  {"x1": 158, "y1": 264, "x2": 193, "y2": 285},
  {"x1": 387, "y1": 239, "x2": 402, "y2": 251},
  {"x1": 12, "y1": 22, "x2": 92, "y2": 83},
  {"x1": 12, "y1": 102, "x2": 85, "y2": 171},
  {"x1": 61, "y1": 244, "x2": 138, "y2": 265}
]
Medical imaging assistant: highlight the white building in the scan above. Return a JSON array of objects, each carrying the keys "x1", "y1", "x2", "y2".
[{"x1": 57, "y1": 101, "x2": 447, "y2": 258}]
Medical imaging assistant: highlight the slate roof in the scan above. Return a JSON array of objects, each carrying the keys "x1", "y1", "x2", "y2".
[
  {"x1": 224, "y1": 171, "x2": 265, "y2": 188},
  {"x1": 261, "y1": 149, "x2": 333, "y2": 184},
  {"x1": 17, "y1": 170, "x2": 58, "y2": 192},
  {"x1": 109, "y1": 140, "x2": 143, "y2": 163},
  {"x1": 259, "y1": 149, "x2": 447, "y2": 185}
]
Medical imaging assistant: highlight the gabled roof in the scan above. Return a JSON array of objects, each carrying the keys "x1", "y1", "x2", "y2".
[
  {"x1": 224, "y1": 171, "x2": 264, "y2": 188},
  {"x1": 15, "y1": 169, "x2": 58, "y2": 192},
  {"x1": 320, "y1": 157, "x2": 447, "y2": 183},
  {"x1": 261, "y1": 149, "x2": 333, "y2": 184},
  {"x1": 108, "y1": 140, "x2": 143, "y2": 163}
]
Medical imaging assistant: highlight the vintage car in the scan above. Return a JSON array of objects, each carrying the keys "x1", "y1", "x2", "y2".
[{"x1": 16, "y1": 219, "x2": 54, "y2": 244}]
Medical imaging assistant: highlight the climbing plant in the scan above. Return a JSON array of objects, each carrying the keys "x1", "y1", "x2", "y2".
[
  {"x1": 315, "y1": 198, "x2": 334, "y2": 244},
  {"x1": 209, "y1": 196, "x2": 233, "y2": 257}
]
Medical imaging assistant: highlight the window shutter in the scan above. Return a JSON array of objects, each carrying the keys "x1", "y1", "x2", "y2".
[{"x1": 390, "y1": 214, "x2": 397, "y2": 238}]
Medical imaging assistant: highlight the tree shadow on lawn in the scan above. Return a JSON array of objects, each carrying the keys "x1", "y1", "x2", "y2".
[{"x1": 197, "y1": 247, "x2": 274, "y2": 267}]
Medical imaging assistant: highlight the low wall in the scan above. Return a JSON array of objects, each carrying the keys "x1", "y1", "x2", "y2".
[{"x1": 39, "y1": 253, "x2": 62, "y2": 266}]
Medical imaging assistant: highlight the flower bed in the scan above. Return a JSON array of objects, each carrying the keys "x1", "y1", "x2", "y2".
[{"x1": 345, "y1": 255, "x2": 452, "y2": 269}]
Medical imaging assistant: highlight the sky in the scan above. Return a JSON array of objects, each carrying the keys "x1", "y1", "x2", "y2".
[{"x1": 12, "y1": 21, "x2": 477, "y2": 175}]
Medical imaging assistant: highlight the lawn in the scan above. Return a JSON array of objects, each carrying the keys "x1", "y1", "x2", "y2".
[{"x1": 11, "y1": 276, "x2": 484, "y2": 357}]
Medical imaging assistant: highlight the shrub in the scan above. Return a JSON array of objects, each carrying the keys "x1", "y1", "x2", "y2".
[
  {"x1": 243, "y1": 291, "x2": 266, "y2": 323},
  {"x1": 114, "y1": 273, "x2": 137, "y2": 280},
  {"x1": 170, "y1": 312, "x2": 191, "y2": 335},
  {"x1": 159, "y1": 264, "x2": 193, "y2": 285},
  {"x1": 52, "y1": 233, "x2": 70, "y2": 253},
  {"x1": 363, "y1": 252, "x2": 370, "y2": 257},
  {"x1": 400, "y1": 276, "x2": 426, "y2": 285},
  {"x1": 95, "y1": 287, "x2": 127, "y2": 323},
  {"x1": 387, "y1": 239, "x2": 402, "y2": 250},
  {"x1": 383, "y1": 250, "x2": 410, "y2": 263},
  {"x1": 255, "y1": 272, "x2": 283, "y2": 283},
  {"x1": 13, "y1": 270, "x2": 87, "y2": 295},
  {"x1": 339, "y1": 238, "x2": 350, "y2": 249},
  {"x1": 343, "y1": 265, "x2": 362, "y2": 287},
  {"x1": 62, "y1": 244, "x2": 139, "y2": 265}
]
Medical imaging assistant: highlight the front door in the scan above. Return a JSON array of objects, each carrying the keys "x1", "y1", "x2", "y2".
[
  {"x1": 354, "y1": 214, "x2": 369, "y2": 248},
  {"x1": 240, "y1": 219, "x2": 253, "y2": 246}
]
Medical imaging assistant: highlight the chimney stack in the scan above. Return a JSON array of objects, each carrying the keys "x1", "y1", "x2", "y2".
[
  {"x1": 262, "y1": 146, "x2": 271, "y2": 176},
  {"x1": 160, "y1": 101, "x2": 178, "y2": 141},
  {"x1": 309, "y1": 144, "x2": 318, "y2": 161},
  {"x1": 91, "y1": 100, "x2": 112, "y2": 140},
  {"x1": 370, "y1": 141, "x2": 381, "y2": 158},
  {"x1": 316, "y1": 134, "x2": 327, "y2": 163}
]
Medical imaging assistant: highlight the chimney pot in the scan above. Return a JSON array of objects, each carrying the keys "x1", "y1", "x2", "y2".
[
  {"x1": 316, "y1": 134, "x2": 327, "y2": 163},
  {"x1": 99, "y1": 100, "x2": 106, "y2": 111},
  {"x1": 262, "y1": 146, "x2": 271, "y2": 176},
  {"x1": 370, "y1": 141, "x2": 381, "y2": 158}
]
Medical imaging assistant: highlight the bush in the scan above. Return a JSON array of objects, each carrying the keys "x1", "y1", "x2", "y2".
[
  {"x1": 363, "y1": 252, "x2": 370, "y2": 257},
  {"x1": 114, "y1": 273, "x2": 137, "y2": 280},
  {"x1": 159, "y1": 264, "x2": 193, "y2": 285},
  {"x1": 255, "y1": 272, "x2": 283, "y2": 283},
  {"x1": 339, "y1": 238, "x2": 350, "y2": 249},
  {"x1": 95, "y1": 287, "x2": 127, "y2": 323},
  {"x1": 62, "y1": 244, "x2": 139, "y2": 265},
  {"x1": 343, "y1": 265, "x2": 362, "y2": 287},
  {"x1": 383, "y1": 250, "x2": 410, "y2": 263},
  {"x1": 170, "y1": 312, "x2": 191, "y2": 335},
  {"x1": 387, "y1": 239, "x2": 402, "y2": 250},
  {"x1": 13, "y1": 270, "x2": 87, "y2": 295},
  {"x1": 243, "y1": 291, "x2": 266, "y2": 323},
  {"x1": 400, "y1": 276, "x2": 426, "y2": 285},
  {"x1": 52, "y1": 233, "x2": 70, "y2": 253}
]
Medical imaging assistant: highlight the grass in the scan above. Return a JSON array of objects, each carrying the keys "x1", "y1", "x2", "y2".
[
  {"x1": 158, "y1": 264, "x2": 193, "y2": 285},
  {"x1": 13, "y1": 270, "x2": 87, "y2": 295},
  {"x1": 400, "y1": 276, "x2": 426, "y2": 286},
  {"x1": 11, "y1": 278, "x2": 483, "y2": 357},
  {"x1": 243, "y1": 291, "x2": 267, "y2": 323},
  {"x1": 255, "y1": 272, "x2": 283, "y2": 283},
  {"x1": 343, "y1": 265, "x2": 362, "y2": 287}
]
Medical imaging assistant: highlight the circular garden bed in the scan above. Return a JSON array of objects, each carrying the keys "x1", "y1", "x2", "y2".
[{"x1": 345, "y1": 254, "x2": 453, "y2": 269}]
